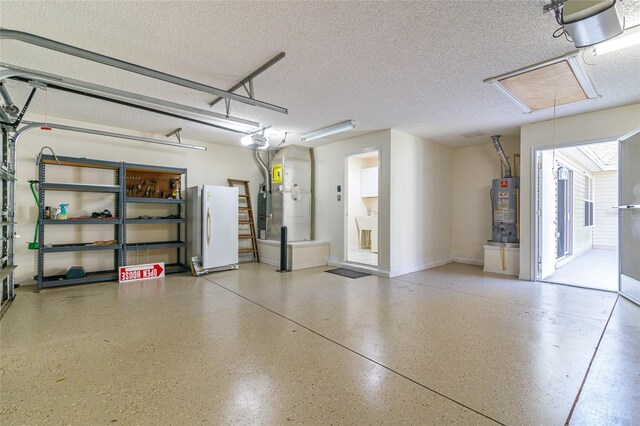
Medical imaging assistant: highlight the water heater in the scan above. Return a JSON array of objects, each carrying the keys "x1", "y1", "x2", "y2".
[
  {"x1": 491, "y1": 177, "x2": 519, "y2": 243},
  {"x1": 490, "y1": 136, "x2": 519, "y2": 244}
]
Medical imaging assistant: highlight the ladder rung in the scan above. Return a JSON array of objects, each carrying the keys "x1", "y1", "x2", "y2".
[{"x1": 228, "y1": 177, "x2": 259, "y2": 263}]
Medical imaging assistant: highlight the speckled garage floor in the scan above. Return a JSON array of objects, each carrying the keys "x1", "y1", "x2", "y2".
[{"x1": 1, "y1": 263, "x2": 638, "y2": 425}]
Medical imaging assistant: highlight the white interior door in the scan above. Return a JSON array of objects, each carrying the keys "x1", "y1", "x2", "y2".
[
  {"x1": 619, "y1": 128, "x2": 640, "y2": 305},
  {"x1": 202, "y1": 185, "x2": 238, "y2": 269}
]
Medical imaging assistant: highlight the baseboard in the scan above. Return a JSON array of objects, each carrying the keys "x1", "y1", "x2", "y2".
[
  {"x1": 389, "y1": 256, "x2": 453, "y2": 278},
  {"x1": 519, "y1": 273, "x2": 532, "y2": 281},
  {"x1": 259, "y1": 259, "x2": 279, "y2": 268},
  {"x1": 483, "y1": 267, "x2": 518, "y2": 277},
  {"x1": 451, "y1": 255, "x2": 483, "y2": 266},
  {"x1": 293, "y1": 261, "x2": 328, "y2": 270}
]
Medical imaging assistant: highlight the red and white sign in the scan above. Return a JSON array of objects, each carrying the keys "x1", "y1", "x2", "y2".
[
  {"x1": 119, "y1": 262, "x2": 165, "y2": 283},
  {"x1": 500, "y1": 180, "x2": 509, "y2": 188}
]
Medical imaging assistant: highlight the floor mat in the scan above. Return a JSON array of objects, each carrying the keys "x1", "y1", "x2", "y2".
[{"x1": 325, "y1": 268, "x2": 371, "y2": 279}]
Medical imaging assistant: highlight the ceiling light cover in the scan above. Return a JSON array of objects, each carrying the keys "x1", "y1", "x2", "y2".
[{"x1": 301, "y1": 120, "x2": 356, "y2": 142}]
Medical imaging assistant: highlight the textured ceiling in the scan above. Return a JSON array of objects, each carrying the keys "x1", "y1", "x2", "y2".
[{"x1": 1, "y1": 0, "x2": 639, "y2": 148}]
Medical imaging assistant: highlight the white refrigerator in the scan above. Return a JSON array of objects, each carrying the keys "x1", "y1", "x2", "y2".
[{"x1": 187, "y1": 185, "x2": 238, "y2": 271}]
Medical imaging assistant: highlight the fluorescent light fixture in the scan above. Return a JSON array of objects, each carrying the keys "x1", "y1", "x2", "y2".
[
  {"x1": 301, "y1": 120, "x2": 356, "y2": 142},
  {"x1": 484, "y1": 52, "x2": 598, "y2": 113},
  {"x1": 593, "y1": 25, "x2": 640, "y2": 55}
]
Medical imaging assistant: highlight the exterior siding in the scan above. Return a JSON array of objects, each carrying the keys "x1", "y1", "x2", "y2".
[{"x1": 594, "y1": 171, "x2": 618, "y2": 248}]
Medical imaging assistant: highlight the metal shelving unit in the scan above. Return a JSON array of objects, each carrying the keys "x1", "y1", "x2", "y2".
[
  {"x1": 34, "y1": 155, "x2": 188, "y2": 289},
  {"x1": 122, "y1": 163, "x2": 188, "y2": 273},
  {"x1": 37, "y1": 155, "x2": 123, "y2": 289}
]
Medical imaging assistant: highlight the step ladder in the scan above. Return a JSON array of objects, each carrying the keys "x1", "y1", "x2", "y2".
[{"x1": 228, "y1": 179, "x2": 259, "y2": 263}]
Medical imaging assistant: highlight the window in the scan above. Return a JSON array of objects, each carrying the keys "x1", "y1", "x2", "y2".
[{"x1": 584, "y1": 175, "x2": 594, "y2": 227}]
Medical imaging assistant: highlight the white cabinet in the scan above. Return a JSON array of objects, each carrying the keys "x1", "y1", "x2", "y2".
[{"x1": 361, "y1": 167, "x2": 378, "y2": 197}]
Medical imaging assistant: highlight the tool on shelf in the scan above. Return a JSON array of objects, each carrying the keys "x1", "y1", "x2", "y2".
[{"x1": 27, "y1": 180, "x2": 39, "y2": 250}]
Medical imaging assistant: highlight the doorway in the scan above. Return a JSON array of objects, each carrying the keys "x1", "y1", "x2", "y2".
[
  {"x1": 345, "y1": 149, "x2": 379, "y2": 267},
  {"x1": 535, "y1": 140, "x2": 619, "y2": 291}
]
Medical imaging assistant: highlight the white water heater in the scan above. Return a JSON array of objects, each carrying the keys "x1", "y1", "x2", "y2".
[{"x1": 490, "y1": 136, "x2": 519, "y2": 244}]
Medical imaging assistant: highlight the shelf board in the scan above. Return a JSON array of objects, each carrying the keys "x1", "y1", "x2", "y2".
[
  {"x1": 126, "y1": 197, "x2": 184, "y2": 204},
  {"x1": 0, "y1": 222, "x2": 16, "y2": 227},
  {"x1": 0, "y1": 265, "x2": 17, "y2": 281},
  {"x1": 41, "y1": 218, "x2": 121, "y2": 225},
  {"x1": 41, "y1": 155, "x2": 120, "y2": 170},
  {"x1": 125, "y1": 241, "x2": 186, "y2": 250},
  {"x1": 41, "y1": 182, "x2": 120, "y2": 193},
  {"x1": 40, "y1": 270, "x2": 118, "y2": 288},
  {"x1": 42, "y1": 243, "x2": 121, "y2": 253},
  {"x1": 124, "y1": 163, "x2": 186, "y2": 174},
  {"x1": 125, "y1": 218, "x2": 185, "y2": 224}
]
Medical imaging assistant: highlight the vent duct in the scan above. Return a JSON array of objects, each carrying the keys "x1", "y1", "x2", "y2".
[{"x1": 491, "y1": 135, "x2": 512, "y2": 178}]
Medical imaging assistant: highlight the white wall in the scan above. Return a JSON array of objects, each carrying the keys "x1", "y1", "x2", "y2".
[
  {"x1": 594, "y1": 170, "x2": 618, "y2": 249},
  {"x1": 314, "y1": 130, "x2": 391, "y2": 272},
  {"x1": 15, "y1": 114, "x2": 262, "y2": 284},
  {"x1": 389, "y1": 130, "x2": 453, "y2": 276},
  {"x1": 520, "y1": 103, "x2": 640, "y2": 280},
  {"x1": 451, "y1": 136, "x2": 520, "y2": 264}
]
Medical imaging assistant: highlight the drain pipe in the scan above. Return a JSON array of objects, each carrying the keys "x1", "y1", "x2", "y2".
[{"x1": 491, "y1": 135, "x2": 512, "y2": 178}]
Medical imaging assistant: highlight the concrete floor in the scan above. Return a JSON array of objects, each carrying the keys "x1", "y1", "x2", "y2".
[
  {"x1": 1, "y1": 262, "x2": 637, "y2": 425},
  {"x1": 545, "y1": 248, "x2": 619, "y2": 291},
  {"x1": 347, "y1": 247, "x2": 378, "y2": 266}
]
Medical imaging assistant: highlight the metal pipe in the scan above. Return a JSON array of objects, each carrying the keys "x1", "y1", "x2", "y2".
[
  {"x1": 0, "y1": 82, "x2": 19, "y2": 115},
  {"x1": 491, "y1": 135, "x2": 512, "y2": 178},
  {"x1": 0, "y1": 28, "x2": 288, "y2": 115},
  {"x1": 0, "y1": 63, "x2": 261, "y2": 127},
  {"x1": 14, "y1": 122, "x2": 207, "y2": 151},
  {"x1": 253, "y1": 148, "x2": 271, "y2": 193},
  {"x1": 209, "y1": 52, "x2": 286, "y2": 107}
]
